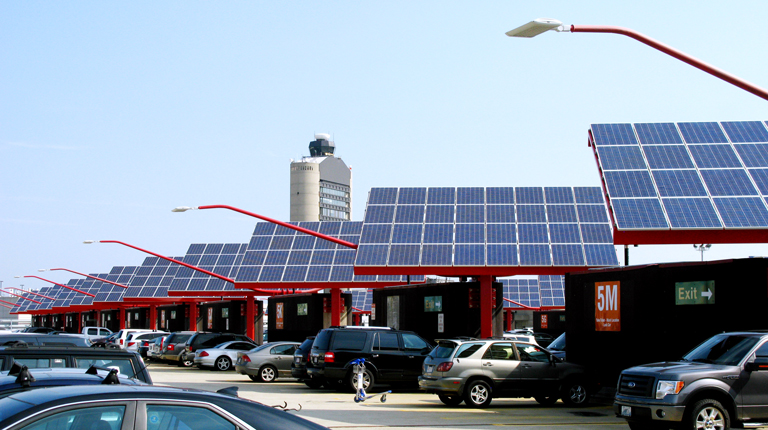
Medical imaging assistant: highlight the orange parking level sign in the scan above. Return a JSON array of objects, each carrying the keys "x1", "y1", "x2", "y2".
[{"x1": 595, "y1": 281, "x2": 620, "y2": 332}]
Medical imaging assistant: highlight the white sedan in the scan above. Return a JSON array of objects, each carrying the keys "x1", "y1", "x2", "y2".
[{"x1": 193, "y1": 340, "x2": 259, "y2": 371}]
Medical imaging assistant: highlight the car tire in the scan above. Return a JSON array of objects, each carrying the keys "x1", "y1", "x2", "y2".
[
  {"x1": 463, "y1": 380, "x2": 492, "y2": 408},
  {"x1": 347, "y1": 368, "x2": 374, "y2": 393},
  {"x1": 179, "y1": 357, "x2": 194, "y2": 368},
  {"x1": 214, "y1": 356, "x2": 232, "y2": 371},
  {"x1": 438, "y1": 394, "x2": 463, "y2": 406},
  {"x1": 259, "y1": 365, "x2": 277, "y2": 382},
  {"x1": 534, "y1": 395, "x2": 559, "y2": 406},
  {"x1": 687, "y1": 399, "x2": 730, "y2": 430},
  {"x1": 561, "y1": 380, "x2": 590, "y2": 407}
]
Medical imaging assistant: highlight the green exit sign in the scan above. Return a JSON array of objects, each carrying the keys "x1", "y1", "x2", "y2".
[{"x1": 675, "y1": 281, "x2": 715, "y2": 305}]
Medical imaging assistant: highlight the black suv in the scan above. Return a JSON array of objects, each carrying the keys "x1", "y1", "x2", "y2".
[
  {"x1": 292, "y1": 336, "x2": 318, "y2": 387},
  {"x1": 0, "y1": 344, "x2": 152, "y2": 383},
  {"x1": 180, "y1": 332, "x2": 256, "y2": 367},
  {"x1": 306, "y1": 326, "x2": 433, "y2": 391}
]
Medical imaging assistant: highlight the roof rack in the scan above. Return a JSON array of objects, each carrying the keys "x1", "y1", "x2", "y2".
[{"x1": 9, "y1": 362, "x2": 35, "y2": 387}]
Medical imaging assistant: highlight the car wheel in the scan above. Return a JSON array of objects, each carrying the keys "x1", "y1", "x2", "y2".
[
  {"x1": 687, "y1": 399, "x2": 730, "y2": 430},
  {"x1": 259, "y1": 365, "x2": 277, "y2": 382},
  {"x1": 305, "y1": 378, "x2": 324, "y2": 389},
  {"x1": 214, "y1": 356, "x2": 232, "y2": 371},
  {"x1": 561, "y1": 380, "x2": 590, "y2": 407},
  {"x1": 248, "y1": 374, "x2": 259, "y2": 382},
  {"x1": 438, "y1": 394, "x2": 463, "y2": 406},
  {"x1": 347, "y1": 368, "x2": 374, "y2": 393},
  {"x1": 534, "y1": 395, "x2": 558, "y2": 406},
  {"x1": 179, "y1": 358, "x2": 194, "y2": 368},
  {"x1": 463, "y1": 380, "x2": 492, "y2": 408}
]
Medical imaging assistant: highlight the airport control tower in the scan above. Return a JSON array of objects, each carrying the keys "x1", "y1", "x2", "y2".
[{"x1": 290, "y1": 134, "x2": 352, "y2": 222}]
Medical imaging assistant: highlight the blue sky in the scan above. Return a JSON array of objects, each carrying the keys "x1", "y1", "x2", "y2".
[{"x1": 2, "y1": 1, "x2": 768, "y2": 291}]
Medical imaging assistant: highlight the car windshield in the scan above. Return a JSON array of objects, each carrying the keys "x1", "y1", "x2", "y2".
[
  {"x1": 548, "y1": 333, "x2": 565, "y2": 351},
  {"x1": 683, "y1": 334, "x2": 760, "y2": 366}
]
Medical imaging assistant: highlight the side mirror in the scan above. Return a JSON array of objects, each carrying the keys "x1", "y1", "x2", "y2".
[
  {"x1": 746, "y1": 357, "x2": 768, "y2": 372},
  {"x1": 549, "y1": 354, "x2": 562, "y2": 365}
]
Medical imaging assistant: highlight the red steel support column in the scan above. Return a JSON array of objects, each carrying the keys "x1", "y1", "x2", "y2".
[
  {"x1": 479, "y1": 275, "x2": 494, "y2": 339},
  {"x1": 246, "y1": 299, "x2": 256, "y2": 340},
  {"x1": 188, "y1": 303, "x2": 198, "y2": 332},
  {"x1": 331, "y1": 288, "x2": 341, "y2": 326},
  {"x1": 149, "y1": 305, "x2": 157, "y2": 330},
  {"x1": 120, "y1": 308, "x2": 127, "y2": 330}
]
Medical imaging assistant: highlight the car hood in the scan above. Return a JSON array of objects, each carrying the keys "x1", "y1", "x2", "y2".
[{"x1": 623, "y1": 361, "x2": 738, "y2": 378}]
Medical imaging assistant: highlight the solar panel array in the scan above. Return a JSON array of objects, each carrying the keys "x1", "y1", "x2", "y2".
[
  {"x1": 14, "y1": 286, "x2": 56, "y2": 313},
  {"x1": 93, "y1": 267, "x2": 138, "y2": 303},
  {"x1": 350, "y1": 289, "x2": 373, "y2": 312},
  {"x1": 592, "y1": 121, "x2": 768, "y2": 230},
  {"x1": 169, "y1": 244, "x2": 246, "y2": 292},
  {"x1": 502, "y1": 275, "x2": 565, "y2": 309},
  {"x1": 355, "y1": 187, "x2": 619, "y2": 270},
  {"x1": 235, "y1": 222, "x2": 421, "y2": 284}
]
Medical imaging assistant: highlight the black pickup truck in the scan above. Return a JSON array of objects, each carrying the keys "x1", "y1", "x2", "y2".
[{"x1": 614, "y1": 331, "x2": 768, "y2": 430}]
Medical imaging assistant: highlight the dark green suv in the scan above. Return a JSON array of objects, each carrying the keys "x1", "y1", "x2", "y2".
[{"x1": 306, "y1": 326, "x2": 433, "y2": 391}]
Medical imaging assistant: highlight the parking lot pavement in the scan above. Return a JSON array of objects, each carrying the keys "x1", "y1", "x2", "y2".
[{"x1": 146, "y1": 361, "x2": 629, "y2": 429}]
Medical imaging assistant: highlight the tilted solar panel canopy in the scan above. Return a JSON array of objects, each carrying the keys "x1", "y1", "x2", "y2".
[
  {"x1": 354, "y1": 187, "x2": 619, "y2": 277},
  {"x1": 591, "y1": 121, "x2": 768, "y2": 244},
  {"x1": 502, "y1": 275, "x2": 565, "y2": 310}
]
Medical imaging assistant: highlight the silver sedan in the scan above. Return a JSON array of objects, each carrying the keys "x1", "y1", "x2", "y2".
[
  {"x1": 235, "y1": 341, "x2": 300, "y2": 382},
  {"x1": 193, "y1": 340, "x2": 258, "y2": 371}
]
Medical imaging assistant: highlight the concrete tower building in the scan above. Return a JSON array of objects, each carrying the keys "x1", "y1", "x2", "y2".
[{"x1": 290, "y1": 134, "x2": 352, "y2": 222}]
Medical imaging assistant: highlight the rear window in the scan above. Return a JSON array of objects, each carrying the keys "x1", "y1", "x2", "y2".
[
  {"x1": 171, "y1": 334, "x2": 192, "y2": 344},
  {"x1": 429, "y1": 342, "x2": 458, "y2": 359},
  {"x1": 312, "y1": 330, "x2": 332, "y2": 350},
  {"x1": 331, "y1": 331, "x2": 367, "y2": 352}
]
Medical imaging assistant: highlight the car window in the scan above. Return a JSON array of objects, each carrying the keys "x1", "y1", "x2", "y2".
[
  {"x1": 146, "y1": 404, "x2": 235, "y2": 430},
  {"x1": 754, "y1": 342, "x2": 768, "y2": 358},
  {"x1": 74, "y1": 358, "x2": 137, "y2": 379},
  {"x1": 99, "y1": 329, "x2": 111, "y2": 336},
  {"x1": 227, "y1": 342, "x2": 253, "y2": 350},
  {"x1": 271, "y1": 344, "x2": 296, "y2": 355},
  {"x1": 14, "y1": 357, "x2": 67, "y2": 368},
  {"x1": 516, "y1": 344, "x2": 550, "y2": 363},
  {"x1": 483, "y1": 343, "x2": 517, "y2": 360},
  {"x1": 19, "y1": 405, "x2": 125, "y2": 430},
  {"x1": 331, "y1": 331, "x2": 366, "y2": 351},
  {"x1": 402, "y1": 334, "x2": 429, "y2": 351},
  {"x1": 372, "y1": 332, "x2": 400, "y2": 351},
  {"x1": 456, "y1": 343, "x2": 484, "y2": 358}
]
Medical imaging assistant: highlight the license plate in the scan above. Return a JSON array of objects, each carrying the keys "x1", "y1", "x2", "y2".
[
  {"x1": 425, "y1": 365, "x2": 433, "y2": 373},
  {"x1": 621, "y1": 406, "x2": 631, "y2": 417}
]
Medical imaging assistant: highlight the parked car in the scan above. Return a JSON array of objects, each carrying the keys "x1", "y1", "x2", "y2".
[
  {"x1": 0, "y1": 344, "x2": 153, "y2": 383},
  {"x1": 503, "y1": 331, "x2": 539, "y2": 345},
  {"x1": 180, "y1": 332, "x2": 257, "y2": 367},
  {"x1": 0, "y1": 384, "x2": 330, "y2": 430},
  {"x1": 20, "y1": 327, "x2": 57, "y2": 334},
  {"x1": 194, "y1": 340, "x2": 258, "y2": 371},
  {"x1": 158, "y1": 331, "x2": 195, "y2": 366},
  {"x1": 79, "y1": 326, "x2": 113, "y2": 342},
  {"x1": 235, "y1": 341, "x2": 300, "y2": 382},
  {"x1": 146, "y1": 335, "x2": 167, "y2": 361},
  {"x1": 547, "y1": 333, "x2": 566, "y2": 359},
  {"x1": 419, "y1": 338, "x2": 591, "y2": 407},
  {"x1": 125, "y1": 331, "x2": 168, "y2": 357},
  {"x1": 306, "y1": 326, "x2": 433, "y2": 391},
  {"x1": 112, "y1": 329, "x2": 153, "y2": 349},
  {"x1": 91, "y1": 331, "x2": 119, "y2": 348},
  {"x1": 533, "y1": 332, "x2": 555, "y2": 348},
  {"x1": 0, "y1": 364, "x2": 146, "y2": 395},
  {"x1": 292, "y1": 336, "x2": 319, "y2": 387},
  {"x1": 0, "y1": 333, "x2": 91, "y2": 347},
  {"x1": 614, "y1": 331, "x2": 768, "y2": 430}
]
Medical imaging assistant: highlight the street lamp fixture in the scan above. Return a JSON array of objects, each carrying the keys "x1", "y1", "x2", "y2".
[
  {"x1": 506, "y1": 19, "x2": 768, "y2": 102},
  {"x1": 693, "y1": 244, "x2": 712, "y2": 261}
]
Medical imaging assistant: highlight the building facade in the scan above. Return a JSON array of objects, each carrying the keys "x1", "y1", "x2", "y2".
[{"x1": 290, "y1": 134, "x2": 352, "y2": 222}]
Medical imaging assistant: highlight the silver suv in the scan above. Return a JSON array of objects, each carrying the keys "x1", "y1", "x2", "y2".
[{"x1": 419, "y1": 338, "x2": 590, "y2": 408}]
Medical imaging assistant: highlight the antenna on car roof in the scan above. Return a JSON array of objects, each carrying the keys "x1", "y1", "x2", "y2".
[
  {"x1": 217, "y1": 386, "x2": 239, "y2": 397},
  {"x1": 9, "y1": 361, "x2": 36, "y2": 387}
]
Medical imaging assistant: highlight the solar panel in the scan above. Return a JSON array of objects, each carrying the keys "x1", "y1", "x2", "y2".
[
  {"x1": 355, "y1": 187, "x2": 618, "y2": 271},
  {"x1": 94, "y1": 266, "x2": 137, "y2": 303},
  {"x1": 592, "y1": 121, "x2": 768, "y2": 234},
  {"x1": 501, "y1": 278, "x2": 541, "y2": 309},
  {"x1": 538, "y1": 275, "x2": 565, "y2": 307},
  {"x1": 169, "y1": 244, "x2": 246, "y2": 292}
]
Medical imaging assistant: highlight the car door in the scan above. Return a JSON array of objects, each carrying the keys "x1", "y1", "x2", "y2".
[
  {"x1": 225, "y1": 342, "x2": 255, "y2": 362},
  {"x1": 370, "y1": 331, "x2": 408, "y2": 382},
  {"x1": 480, "y1": 341, "x2": 524, "y2": 395},
  {"x1": 515, "y1": 343, "x2": 559, "y2": 395},
  {"x1": 400, "y1": 333, "x2": 432, "y2": 380},
  {"x1": 269, "y1": 343, "x2": 298, "y2": 376},
  {"x1": 739, "y1": 341, "x2": 768, "y2": 419}
]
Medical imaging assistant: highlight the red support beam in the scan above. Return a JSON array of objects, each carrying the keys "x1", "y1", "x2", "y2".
[
  {"x1": 331, "y1": 288, "x2": 341, "y2": 326},
  {"x1": 246, "y1": 299, "x2": 256, "y2": 340},
  {"x1": 479, "y1": 275, "x2": 494, "y2": 339}
]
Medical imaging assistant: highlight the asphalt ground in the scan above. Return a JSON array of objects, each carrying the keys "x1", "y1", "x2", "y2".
[{"x1": 145, "y1": 360, "x2": 630, "y2": 430}]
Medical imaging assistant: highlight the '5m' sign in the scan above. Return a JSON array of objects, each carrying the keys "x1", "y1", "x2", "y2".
[{"x1": 595, "y1": 282, "x2": 621, "y2": 332}]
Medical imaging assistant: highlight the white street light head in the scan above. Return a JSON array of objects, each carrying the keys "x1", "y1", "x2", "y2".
[
  {"x1": 506, "y1": 18, "x2": 564, "y2": 38},
  {"x1": 38, "y1": 269, "x2": 47, "y2": 272},
  {"x1": 172, "y1": 206, "x2": 197, "y2": 212},
  {"x1": 83, "y1": 240, "x2": 97, "y2": 244}
]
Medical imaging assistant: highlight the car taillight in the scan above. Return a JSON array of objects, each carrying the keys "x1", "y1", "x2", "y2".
[
  {"x1": 127, "y1": 342, "x2": 136, "y2": 347},
  {"x1": 242, "y1": 355, "x2": 251, "y2": 363},
  {"x1": 324, "y1": 352, "x2": 335, "y2": 363},
  {"x1": 160, "y1": 339, "x2": 164, "y2": 348},
  {"x1": 119, "y1": 339, "x2": 124, "y2": 345},
  {"x1": 168, "y1": 344, "x2": 175, "y2": 351},
  {"x1": 199, "y1": 351, "x2": 209, "y2": 357},
  {"x1": 436, "y1": 362, "x2": 453, "y2": 372}
]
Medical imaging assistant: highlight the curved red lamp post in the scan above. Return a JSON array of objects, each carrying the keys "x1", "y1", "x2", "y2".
[
  {"x1": 0, "y1": 300, "x2": 18, "y2": 309},
  {"x1": 20, "y1": 276, "x2": 95, "y2": 297},
  {"x1": 0, "y1": 289, "x2": 43, "y2": 304},
  {"x1": 11, "y1": 287, "x2": 56, "y2": 301},
  {"x1": 506, "y1": 19, "x2": 768, "y2": 102},
  {"x1": 40, "y1": 268, "x2": 128, "y2": 289}
]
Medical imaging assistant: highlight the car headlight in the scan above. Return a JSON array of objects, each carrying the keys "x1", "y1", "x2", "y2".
[{"x1": 656, "y1": 380, "x2": 684, "y2": 399}]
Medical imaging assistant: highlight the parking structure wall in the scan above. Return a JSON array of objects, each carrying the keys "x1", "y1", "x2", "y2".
[
  {"x1": 532, "y1": 310, "x2": 566, "y2": 337},
  {"x1": 267, "y1": 293, "x2": 352, "y2": 342},
  {"x1": 156, "y1": 304, "x2": 188, "y2": 332},
  {"x1": 565, "y1": 257, "x2": 768, "y2": 388},
  {"x1": 371, "y1": 281, "x2": 504, "y2": 341},
  {"x1": 198, "y1": 300, "x2": 259, "y2": 336}
]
